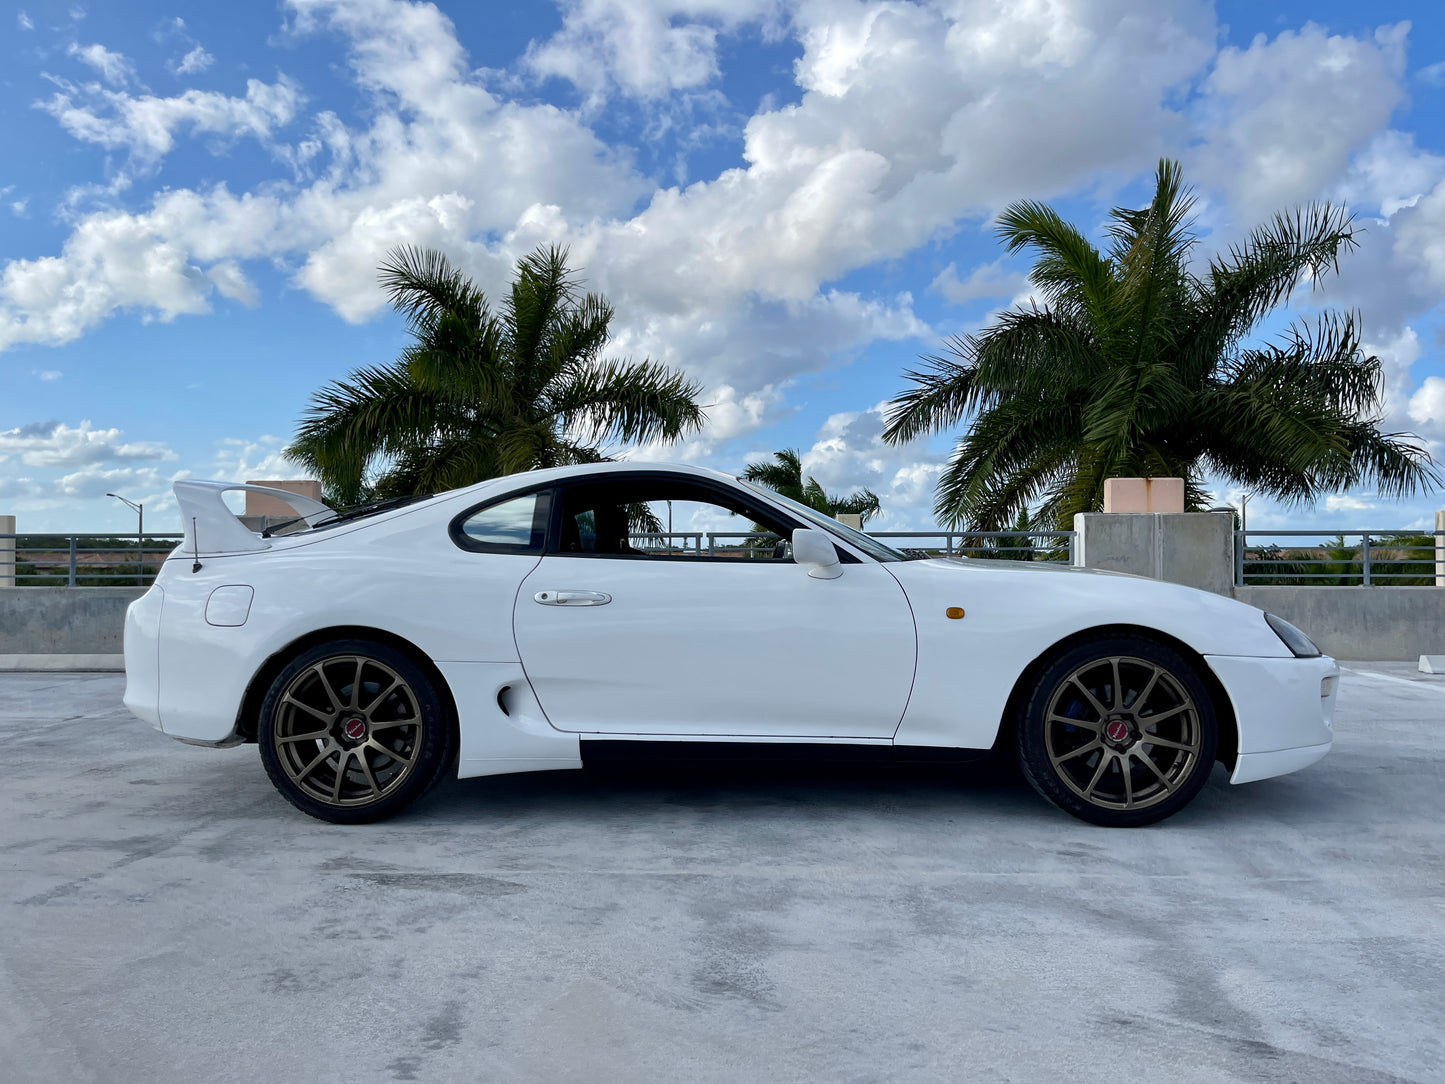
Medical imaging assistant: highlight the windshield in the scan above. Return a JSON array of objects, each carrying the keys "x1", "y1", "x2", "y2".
[{"x1": 740, "y1": 481, "x2": 907, "y2": 562}]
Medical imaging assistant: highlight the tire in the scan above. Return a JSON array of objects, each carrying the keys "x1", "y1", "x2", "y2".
[
  {"x1": 1017, "y1": 635, "x2": 1218, "y2": 827},
  {"x1": 257, "y1": 639, "x2": 455, "y2": 824}
]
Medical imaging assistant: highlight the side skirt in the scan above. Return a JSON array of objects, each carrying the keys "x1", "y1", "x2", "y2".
[{"x1": 579, "y1": 740, "x2": 994, "y2": 768}]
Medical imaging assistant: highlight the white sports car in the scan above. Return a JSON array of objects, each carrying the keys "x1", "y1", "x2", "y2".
[{"x1": 123, "y1": 462, "x2": 1337, "y2": 827}]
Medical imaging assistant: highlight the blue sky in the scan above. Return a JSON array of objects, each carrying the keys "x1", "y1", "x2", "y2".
[{"x1": 3, "y1": 0, "x2": 1445, "y2": 534}]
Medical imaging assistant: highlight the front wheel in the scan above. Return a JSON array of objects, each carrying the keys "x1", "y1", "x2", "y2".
[
  {"x1": 1017, "y1": 636, "x2": 1218, "y2": 827},
  {"x1": 257, "y1": 640, "x2": 454, "y2": 823}
]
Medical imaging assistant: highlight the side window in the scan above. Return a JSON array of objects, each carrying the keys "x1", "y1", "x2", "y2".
[
  {"x1": 553, "y1": 480, "x2": 797, "y2": 560},
  {"x1": 453, "y1": 491, "x2": 548, "y2": 552}
]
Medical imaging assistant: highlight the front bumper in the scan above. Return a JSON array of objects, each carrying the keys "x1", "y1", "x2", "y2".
[{"x1": 1204, "y1": 653, "x2": 1339, "y2": 785}]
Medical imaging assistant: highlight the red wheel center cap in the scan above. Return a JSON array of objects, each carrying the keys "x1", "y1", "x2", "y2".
[
  {"x1": 1105, "y1": 719, "x2": 1131, "y2": 743},
  {"x1": 343, "y1": 718, "x2": 367, "y2": 741}
]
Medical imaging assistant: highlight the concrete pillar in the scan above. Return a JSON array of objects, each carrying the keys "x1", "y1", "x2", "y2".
[
  {"x1": 1436, "y1": 510, "x2": 1444, "y2": 588},
  {"x1": 1073, "y1": 511, "x2": 1234, "y2": 596},
  {"x1": 0, "y1": 515, "x2": 14, "y2": 588},
  {"x1": 1102, "y1": 477, "x2": 1185, "y2": 513},
  {"x1": 244, "y1": 480, "x2": 323, "y2": 517}
]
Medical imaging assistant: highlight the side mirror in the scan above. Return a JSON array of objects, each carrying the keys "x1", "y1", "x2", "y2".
[{"x1": 792, "y1": 528, "x2": 842, "y2": 579}]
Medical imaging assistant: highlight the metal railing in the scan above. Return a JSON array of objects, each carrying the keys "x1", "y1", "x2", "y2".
[
  {"x1": 870, "y1": 530, "x2": 1077, "y2": 563},
  {"x1": 11, "y1": 527, "x2": 1439, "y2": 587},
  {"x1": 1234, "y1": 530, "x2": 1445, "y2": 587},
  {"x1": 0, "y1": 534, "x2": 182, "y2": 587},
  {"x1": 629, "y1": 530, "x2": 1078, "y2": 562}
]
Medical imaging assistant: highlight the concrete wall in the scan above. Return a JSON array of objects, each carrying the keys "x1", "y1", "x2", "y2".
[
  {"x1": 1073, "y1": 512, "x2": 1445, "y2": 660},
  {"x1": 1232, "y1": 586, "x2": 1445, "y2": 662},
  {"x1": 1074, "y1": 512, "x2": 1234, "y2": 596},
  {"x1": 0, "y1": 516, "x2": 14, "y2": 589},
  {"x1": 0, "y1": 587, "x2": 145, "y2": 654}
]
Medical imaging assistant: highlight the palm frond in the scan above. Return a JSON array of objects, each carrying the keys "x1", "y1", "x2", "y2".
[
  {"x1": 507, "y1": 244, "x2": 579, "y2": 395},
  {"x1": 1189, "y1": 202, "x2": 1359, "y2": 371},
  {"x1": 883, "y1": 349, "x2": 980, "y2": 444},
  {"x1": 378, "y1": 245, "x2": 486, "y2": 331},
  {"x1": 287, "y1": 362, "x2": 462, "y2": 497},
  {"x1": 828, "y1": 487, "x2": 882, "y2": 524},
  {"x1": 547, "y1": 358, "x2": 706, "y2": 446},
  {"x1": 742, "y1": 450, "x2": 806, "y2": 500},
  {"x1": 995, "y1": 200, "x2": 1117, "y2": 321}
]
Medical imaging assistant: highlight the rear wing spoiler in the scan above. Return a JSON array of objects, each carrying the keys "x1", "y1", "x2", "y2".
[{"x1": 173, "y1": 480, "x2": 334, "y2": 557}]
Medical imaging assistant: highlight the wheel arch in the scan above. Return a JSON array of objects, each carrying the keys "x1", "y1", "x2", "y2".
[
  {"x1": 993, "y1": 623, "x2": 1239, "y2": 771},
  {"x1": 235, "y1": 625, "x2": 460, "y2": 744}
]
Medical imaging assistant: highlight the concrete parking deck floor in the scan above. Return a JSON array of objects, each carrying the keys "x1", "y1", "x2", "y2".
[{"x1": 2, "y1": 665, "x2": 1441, "y2": 1083}]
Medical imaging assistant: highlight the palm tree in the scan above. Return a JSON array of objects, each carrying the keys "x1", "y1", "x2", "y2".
[
  {"x1": 288, "y1": 245, "x2": 706, "y2": 505},
  {"x1": 742, "y1": 449, "x2": 882, "y2": 526},
  {"x1": 883, "y1": 159, "x2": 1439, "y2": 530}
]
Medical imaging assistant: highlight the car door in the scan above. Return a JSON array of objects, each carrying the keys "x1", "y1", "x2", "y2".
[{"x1": 510, "y1": 473, "x2": 917, "y2": 739}]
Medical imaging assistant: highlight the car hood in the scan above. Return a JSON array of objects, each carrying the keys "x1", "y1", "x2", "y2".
[
  {"x1": 901, "y1": 557, "x2": 1134, "y2": 577},
  {"x1": 884, "y1": 556, "x2": 1290, "y2": 658}
]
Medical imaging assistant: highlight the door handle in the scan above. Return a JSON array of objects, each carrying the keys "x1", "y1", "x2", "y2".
[{"x1": 534, "y1": 589, "x2": 612, "y2": 606}]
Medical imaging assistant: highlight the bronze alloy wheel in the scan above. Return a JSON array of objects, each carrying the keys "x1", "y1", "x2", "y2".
[
  {"x1": 1043, "y1": 655, "x2": 1201, "y2": 811},
  {"x1": 273, "y1": 655, "x2": 424, "y2": 807},
  {"x1": 258, "y1": 640, "x2": 454, "y2": 823},
  {"x1": 1017, "y1": 635, "x2": 1218, "y2": 827}
]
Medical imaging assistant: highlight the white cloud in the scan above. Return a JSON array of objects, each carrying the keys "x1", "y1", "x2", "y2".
[
  {"x1": 630, "y1": 382, "x2": 790, "y2": 463},
  {"x1": 1336, "y1": 130, "x2": 1445, "y2": 218},
  {"x1": 172, "y1": 46, "x2": 214, "y2": 76},
  {"x1": 525, "y1": 0, "x2": 781, "y2": 106},
  {"x1": 1190, "y1": 22, "x2": 1408, "y2": 224},
  {"x1": 1363, "y1": 325, "x2": 1422, "y2": 427},
  {"x1": 36, "y1": 75, "x2": 303, "y2": 180},
  {"x1": 206, "y1": 260, "x2": 259, "y2": 306},
  {"x1": 0, "y1": 421, "x2": 175, "y2": 468},
  {"x1": 1323, "y1": 494, "x2": 1377, "y2": 513},
  {"x1": 36, "y1": 369, "x2": 63, "y2": 381},
  {"x1": 18, "y1": 11, "x2": 33, "y2": 31},
  {"x1": 212, "y1": 435, "x2": 303, "y2": 482},
  {"x1": 0, "y1": 191, "x2": 257, "y2": 348},
  {"x1": 7, "y1": 0, "x2": 1223, "y2": 365},
  {"x1": 930, "y1": 259, "x2": 1030, "y2": 305},
  {"x1": 57, "y1": 464, "x2": 170, "y2": 500},
  {"x1": 1406, "y1": 377, "x2": 1445, "y2": 450},
  {"x1": 793, "y1": 402, "x2": 944, "y2": 529},
  {"x1": 1416, "y1": 59, "x2": 1445, "y2": 87},
  {"x1": 66, "y1": 42, "x2": 137, "y2": 87}
]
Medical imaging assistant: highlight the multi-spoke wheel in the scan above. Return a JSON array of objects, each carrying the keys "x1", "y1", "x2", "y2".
[
  {"x1": 258, "y1": 640, "x2": 454, "y2": 823},
  {"x1": 1017, "y1": 635, "x2": 1218, "y2": 827}
]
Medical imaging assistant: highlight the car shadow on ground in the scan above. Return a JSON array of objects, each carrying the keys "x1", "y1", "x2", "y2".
[
  {"x1": 398, "y1": 750, "x2": 1367, "y2": 833},
  {"x1": 158, "y1": 740, "x2": 1360, "y2": 833},
  {"x1": 411, "y1": 752, "x2": 1043, "y2": 820}
]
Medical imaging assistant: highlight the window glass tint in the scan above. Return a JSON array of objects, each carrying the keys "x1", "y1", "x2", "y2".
[
  {"x1": 555, "y1": 480, "x2": 794, "y2": 560},
  {"x1": 459, "y1": 493, "x2": 541, "y2": 548},
  {"x1": 741, "y1": 481, "x2": 905, "y2": 562}
]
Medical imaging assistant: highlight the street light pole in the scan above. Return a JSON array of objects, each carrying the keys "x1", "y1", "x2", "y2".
[{"x1": 106, "y1": 493, "x2": 143, "y2": 586}]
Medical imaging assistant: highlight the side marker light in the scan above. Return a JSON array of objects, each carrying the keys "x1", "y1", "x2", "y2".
[{"x1": 945, "y1": 607, "x2": 965, "y2": 619}]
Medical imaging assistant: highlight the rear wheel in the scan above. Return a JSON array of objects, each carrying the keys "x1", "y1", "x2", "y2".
[
  {"x1": 257, "y1": 640, "x2": 453, "y2": 823},
  {"x1": 1017, "y1": 635, "x2": 1217, "y2": 827}
]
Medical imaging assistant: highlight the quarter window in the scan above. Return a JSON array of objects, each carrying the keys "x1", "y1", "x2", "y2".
[{"x1": 455, "y1": 492, "x2": 547, "y2": 551}]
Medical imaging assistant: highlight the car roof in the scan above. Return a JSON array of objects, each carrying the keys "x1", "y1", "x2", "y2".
[{"x1": 447, "y1": 460, "x2": 744, "y2": 501}]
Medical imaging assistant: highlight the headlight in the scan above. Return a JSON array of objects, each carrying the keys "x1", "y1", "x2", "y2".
[{"x1": 1265, "y1": 613, "x2": 1321, "y2": 658}]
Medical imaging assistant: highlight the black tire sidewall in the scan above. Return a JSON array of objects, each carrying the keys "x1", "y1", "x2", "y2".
[
  {"x1": 1017, "y1": 635, "x2": 1219, "y2": 828},
  {"x1": 257, "y1": 639, "x2": 452, "y2": 824}
]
